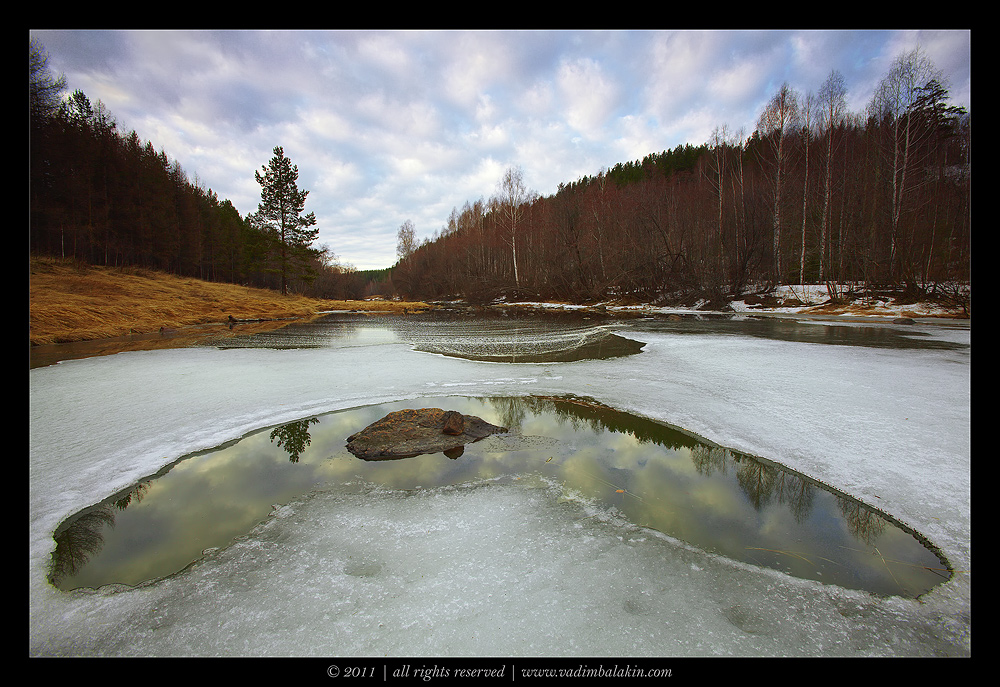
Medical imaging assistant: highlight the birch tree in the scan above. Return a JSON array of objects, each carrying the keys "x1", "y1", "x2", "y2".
[
  {"x1": 869, "y1": 47, "x2": 940, "y2": 281},
  {"x1": 817, "y1": 70, "x2": 847, "y2": 282},
  {"x1": 493, "y1": 166, "x2": 530, "y2": 289},
  {"x1": 799, "y1": 92, "x2": 815, "y2": 285},
  {"x1": 756, "y1": 83, "x2": 799, "y2": 282},
  {"x1": 396, "y1": 219, "x2": 416, "y2": 261},
  {"x1": 707, "y1": 125, "x2": 730, "y2": 276}
]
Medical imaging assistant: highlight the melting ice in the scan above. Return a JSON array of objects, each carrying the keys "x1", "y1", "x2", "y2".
[{"x1": 29, "y1": 313, "x2": 971, "y2": 657}]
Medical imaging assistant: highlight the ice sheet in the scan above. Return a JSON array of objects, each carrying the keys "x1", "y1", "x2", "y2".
[{"x1": 28, "y1": 321, "x2": 971, "y2": 656}]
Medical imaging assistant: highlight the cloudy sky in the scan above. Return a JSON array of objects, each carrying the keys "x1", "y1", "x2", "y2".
[{"x1": 30, "y1": 29, "x2": 971, "y2": 270}]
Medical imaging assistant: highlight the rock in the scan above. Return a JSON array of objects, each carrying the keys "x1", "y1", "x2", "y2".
[
  {"x1": 346, "y1": 408, "x2": 507, "y2": 460},
  {"x1": 893, "y1": 317, "x2": 916, "y2": 324},
  {"x1": 441, "y1": 410, "x2": 464, "y2": 435}
]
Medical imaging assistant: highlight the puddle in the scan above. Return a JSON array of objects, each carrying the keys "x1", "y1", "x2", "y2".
[{"x1": 49, "y1": 396, "x2": 951, "y2": 598}]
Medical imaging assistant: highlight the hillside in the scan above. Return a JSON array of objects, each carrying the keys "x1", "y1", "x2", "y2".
[{"x1": 29, "y1": 257, "x2": 429, "y2": 346}]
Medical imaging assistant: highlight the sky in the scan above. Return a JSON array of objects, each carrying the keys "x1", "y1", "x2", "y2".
[{"x1": 30, "y1": 29, "x2": 971, "y2": 271}]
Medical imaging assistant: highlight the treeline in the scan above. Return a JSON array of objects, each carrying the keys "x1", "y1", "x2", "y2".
[
  {"x1": 30, "y1": 39, "x2": 970, "y2": 307},
  {"x1": 28, "y1": 39, "x2": 368, "y2": 300},
  {"x1": 394, "y1": 48, "x2": 970, "y2": 305}
]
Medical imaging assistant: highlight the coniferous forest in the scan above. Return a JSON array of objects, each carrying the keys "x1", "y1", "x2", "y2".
[
  {"x1": 29, "y1": 39, "x2": 370, "y2": 300},
  {"x1": 30, "y1": 39, "x2": 970, "y2": 307}
]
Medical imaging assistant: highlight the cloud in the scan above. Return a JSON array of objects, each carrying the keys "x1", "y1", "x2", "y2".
[
  {"x1": 557, "y1": 56, "x2": 620, "y2": 138},
  {"x1": 31, "y1": 29, "x2": 970, "y2": 270}
]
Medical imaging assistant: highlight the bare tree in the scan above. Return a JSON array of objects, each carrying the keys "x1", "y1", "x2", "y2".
[
  {"x1": 817, "y1": 70, "x2": 847, "y2": 282},
  {"x1": 730, "y1": 127, "x2": 749, "y2": 293},
  {"x1": 756, "y1": 83, "x2": 799, "y2": 282},
  {"x1": 493, "y1": 166, "x2": 530, "y2": 288},
  {"x1": 396, "y1": 219, "x2": 416, "y2": 262},
  {"x1": 707, "y1": 125, "x2": 730, "y2": 277},
  {"x1": 868, "y1": 47, "x2": 940, "y2": 281},
  {"x1": 799, "y1": 91, "x2": 815, "y2": 285}
]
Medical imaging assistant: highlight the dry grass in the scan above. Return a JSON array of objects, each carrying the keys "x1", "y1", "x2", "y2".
[{"x1": 29, "y1": 257, "x2": 430, "y2": 345}]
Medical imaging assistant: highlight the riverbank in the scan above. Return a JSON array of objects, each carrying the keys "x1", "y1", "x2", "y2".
[
  {"x1": 29, "y1": 257, "x2": 431, "y2": 346},
  {"x1": 30, "y1": 257, "x2": 969, "y2": 353},
  {"x1": 455, "y1": 282, "x2": 970, "y2": 323}
]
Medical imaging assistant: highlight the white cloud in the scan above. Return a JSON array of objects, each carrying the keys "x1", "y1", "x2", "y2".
[
  {"x1": 707, "y1": 58, "x2": 768, "y2": 106},
  {"x1": 557, "y1": 57, "x2": 619, "y2": 138},
  {"x1": 31, "y1": 29, "x2": 971, "y2": 270}
]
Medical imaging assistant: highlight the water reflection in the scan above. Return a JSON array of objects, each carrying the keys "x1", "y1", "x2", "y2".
[
  {"x1": 31, "y1": 311, "x2": 969, "y2": 369},
  {"x1": 49, "y1": 395, "x2": 951, "y2": 598},
  {"x1": 204, "y1": 311, "x2": 969, "y2": 358},
  {"x1": 270, "y1": 417, "x2": 319, "y2": 462},
  {"x1": 205, "y1": 312, "x2": 646, "y2": 363},
  {"x1": 638, "y1": 314, "x2": 969, "y2": 350}
]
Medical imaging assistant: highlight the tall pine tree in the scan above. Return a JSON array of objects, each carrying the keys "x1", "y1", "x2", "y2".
[{"x1": 249, "y1": 146, "x2": 319, "y2": 294}]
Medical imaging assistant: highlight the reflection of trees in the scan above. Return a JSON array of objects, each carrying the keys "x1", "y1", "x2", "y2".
[
  {"x1": 270, "y1": 417, "x2": 319, "y2": 462},
  {"x1": 49, "y1": 479, "x2": 153, "y2": 588},
  {"x1": 489, "y1": 394, "x2": 823, "y2": 518},
  {"x1": 774, "y1": 472, "x2": 815, "y2": 523},
  {"x1": 48, "y1": 506, "x2": 116, "y2": 587},
  {"x1": 690, "y1": 445, "x2": 730, "y2": 477},
  {"x1": 219, "y1": 315, "x2": 366, "y2": 348},
  {"x1": 486, "y1": 397, "x2": 528, "y2": 432},
  {"x1": 734, "y1": 454, "x2": 816, "y2": 521},
  {"x1": 113, "y1": 482, "x2": 149, "y2": 510},
  {"x1": 484, "y1": 395, "x2": 699, "y2": 450},
  {"x1": 837, "y1": 499, "x2": 887, "y2": 545},
  {"x1": 735, "y1": 456, "x2": 780, "y2": 510}
]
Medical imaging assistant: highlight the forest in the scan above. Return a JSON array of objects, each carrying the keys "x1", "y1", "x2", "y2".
[
  {"x1": 394, "y1": 52, "x2": 970, "y2": 307},
  {"x1": 28, "y1": 39, "x2": 376, "y2": 300},
  {"x1": 30, "y1": 39, "x2": 970, "y2": 307}
]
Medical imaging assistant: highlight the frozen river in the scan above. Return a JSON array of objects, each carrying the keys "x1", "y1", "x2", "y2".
[{"x1": 28, "y1": 311, "x2": 971, "y2": 657}]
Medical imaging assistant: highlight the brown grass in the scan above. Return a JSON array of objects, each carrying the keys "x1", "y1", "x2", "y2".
[{"x1": 29, "y1": 257, "x2": 430, "y2": 345}]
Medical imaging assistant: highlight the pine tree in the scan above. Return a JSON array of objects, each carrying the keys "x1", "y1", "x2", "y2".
[{"x1": 249, "y1": 146, "x2": 319, "y2": 294}]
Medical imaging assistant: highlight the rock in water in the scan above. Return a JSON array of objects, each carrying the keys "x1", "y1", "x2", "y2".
[
  {"x1": 441, "y1": 410, "x2": 464, "y2": 435},
  {"x1": 346, "y1": 408, "x2": 507, "y2": 460}
]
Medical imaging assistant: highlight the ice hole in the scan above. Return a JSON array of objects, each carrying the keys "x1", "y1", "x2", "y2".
[{"x1": 49, "y1": 395, "x2": 951, "y2": 599}]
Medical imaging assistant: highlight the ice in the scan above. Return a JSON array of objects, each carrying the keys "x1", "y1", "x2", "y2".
[{"x1": 28, "y1": 318, "x2": 970, "y2": 656}]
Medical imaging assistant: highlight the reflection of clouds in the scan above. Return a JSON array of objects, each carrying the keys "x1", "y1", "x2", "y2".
[
  {"x1": 598, "y1": 430, "x2": 645, "y2": 459},
  {"x1": 52, "y1": 393, "x2": 949, "y2": 597},
  {"x1": 686, "y1": 477, "x2": 753, "y2": 521},
  {"x1": 559, "y1": 447, "x2": 615, "y2": 491},
  {"x1": 757, "y1": 508, "x2": 801, "y2": 541}
]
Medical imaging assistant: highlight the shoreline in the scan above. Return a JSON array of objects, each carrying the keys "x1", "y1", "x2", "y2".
[
  {"x1": 29, "y1": 257, "x2": 969, "y2": 368},
  {"x1": 28, "y1": 256, "x2": 431, "y2": 348},
  {"x1": 30, "y1": 297, "x2": 969, "y2": 370}
]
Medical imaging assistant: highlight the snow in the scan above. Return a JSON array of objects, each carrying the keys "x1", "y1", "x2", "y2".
[
  {"x1": 507, "y1": 284, "x2": 964, "y2": 319},
  {"x1": 28, "y1": 314, "x2": 970, "y2": 657}
]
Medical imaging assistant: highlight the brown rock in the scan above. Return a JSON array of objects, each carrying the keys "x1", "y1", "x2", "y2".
[
  {"x1": 346, "y1": 408, "x2": 506, "y2": 460},
  {"x1": 442, "y1": 410, "x2": 464, "y2": 435}
]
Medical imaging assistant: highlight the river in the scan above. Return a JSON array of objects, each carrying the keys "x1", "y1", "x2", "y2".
[{"x1": 28, "y1": 310, "x2": 971, "y2": 657}]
